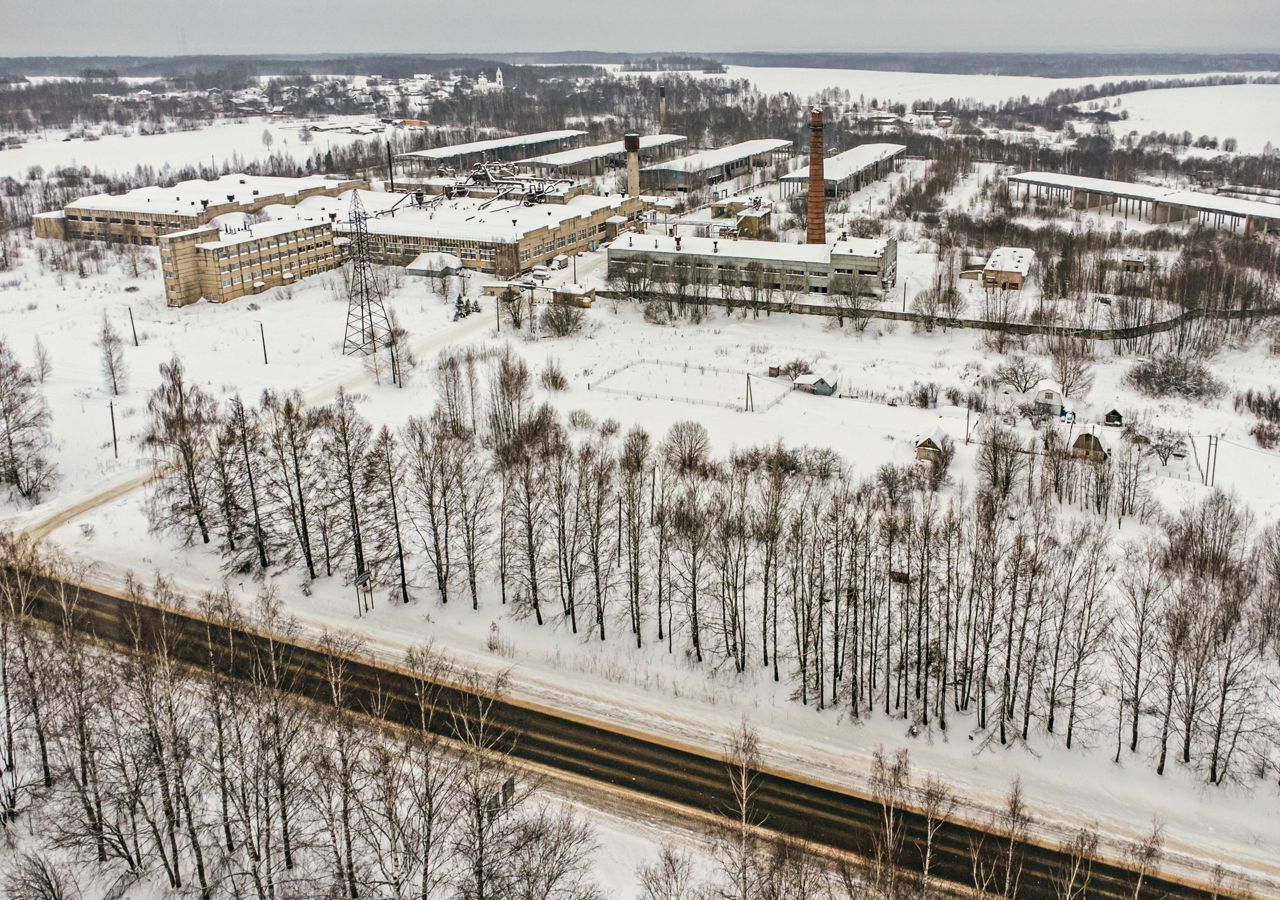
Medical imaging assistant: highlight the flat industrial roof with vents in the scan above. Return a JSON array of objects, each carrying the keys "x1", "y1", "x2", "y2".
[
  {"x1": 66, "y1": 174, "x2": 351, "y2": 216},
  {"x1": 291, "y1": 189, "x2": 633, "y2": 244},
  {"x1": 396, "y1": 129, "x2": 587, "y2": 161},
  {"x1": 782, "y1": 143, "x2": 906, "y2": 184},
  {"x1": 642, "y1": 139, "x2": 792, "y2": 174},
  {"x1": 985, "y1": 246, "x2": 1034, "y2": 276},
  {"x1": 520, "y1": 134, "x2": 687, "y2": 168}
]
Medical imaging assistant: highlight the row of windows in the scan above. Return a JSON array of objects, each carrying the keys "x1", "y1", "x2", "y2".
[
  {"x1": 216, "y1": 233, "x2": 328, "y2": 259},
  {"x1": 217, "y1": 248, "x2": 332, "y2": 274}
]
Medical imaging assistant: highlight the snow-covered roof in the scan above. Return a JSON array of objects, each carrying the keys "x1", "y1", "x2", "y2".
[
  {"x1": 1073, "y1": 429, "x2": 1111, "y2": 451},
  {"x1": 643, "y1": 139, "x2": 792, "y2": 174},
  {"x1": 397, "y1": 129, "x2": 587, "y2": 161},
  {"x1": 793, "y1": 373, "x2": 831, "y2": 386},
  {"x1": 521, "y1": 134, "x2": 687, "y2": 167},
  {"x1": 781, "y1": 143, "x2": 906, "y2": 184},
  {"x1": 193, "y1": 217, "x2": 332, "y2": 250},
  {"x1": 1033, "y1": 378, "x2": 1064, "y2": 396},
  {"x1": 1160, "y1": 189, "x2": 1280, "y2": 222},
  {"x1": 406, "y1": 251, "x2": 462, "y2": 273},
  {"x1": 1008, "y1": 171, "x2": 1171, "y2": 202},
  {"x1": 294, "y1": 189, "x2": 629, "y2": 244},
  {"x1": 608, "y1": 233, "x2": 890, "y2": 264},
  {"x1": 67, "y1": 174, "x2": 349, "y2": 216},
  {"x1": 915, "y1": 425, "x2": 949, "y2": 448},
  {"x1": 985, "y1": 246, "x2": 1034, "y2": 276},
  {"x1": 1010, "y1": 171, "x2": 1280, "y2": 223}
]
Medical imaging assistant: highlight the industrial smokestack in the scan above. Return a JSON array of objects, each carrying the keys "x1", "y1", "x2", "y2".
[
  {"x1": 659, "y1": 85, "x2": 667, "y2": 130},
  {"x1": 806, "y1": 106, "x2": 826, "y2": 245},
  {"x1": 624, "y1": 132, "x2": 641, "y2": 197}
]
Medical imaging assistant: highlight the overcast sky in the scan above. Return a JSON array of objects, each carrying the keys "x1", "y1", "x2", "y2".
[{"x1": 4, "y1": 0, "x2": 1278, "y2": 57}]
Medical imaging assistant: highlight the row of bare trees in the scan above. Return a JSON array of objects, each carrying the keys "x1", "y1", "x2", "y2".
[
  {"x1": 0, "y1": 537, "x2": 609, "y2": 900},
  {"x1": 137, "y1": 348, "x2": 1280, "y2": 788}
]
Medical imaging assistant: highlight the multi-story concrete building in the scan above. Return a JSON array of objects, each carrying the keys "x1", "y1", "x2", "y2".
[
  {"x1": 33, "y1": 174, "x2": 362, "y2": 245},
  {"x1": 159, "y1": 218, "x2": 340, "y2": 307},
  {"x1": 607, "y1": 233, "x2": 897, "y2": 296},
  {"x1": 295, "y1": 189, "x2": 646, "y2": 278}
]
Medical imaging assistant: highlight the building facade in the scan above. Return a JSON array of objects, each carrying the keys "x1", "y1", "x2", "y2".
[
  {"x1": 607, "y1": 234, "x2": 897, "y2": 296},
  {"x1": 159, "y1": 219, "x2": 341, "y2": 307},
  {"x1": 34, "y1": 174, "x2": 362, "y2": 246}
]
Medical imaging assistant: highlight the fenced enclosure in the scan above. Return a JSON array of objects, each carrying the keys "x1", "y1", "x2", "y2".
[{"x1": 589, "y1": 359, "x2": 791, "y2": 412}]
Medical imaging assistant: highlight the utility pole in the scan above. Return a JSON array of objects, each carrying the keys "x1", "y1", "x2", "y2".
[
  {"x1": 109, "y1": 401, "x2": 118, "y2": 459},
  {"x1": 259, "y1": 321, "x2": 268, "y2": 365},
  {"x1": 127, "y1": 307, "x2": 139, "y2": 347}
]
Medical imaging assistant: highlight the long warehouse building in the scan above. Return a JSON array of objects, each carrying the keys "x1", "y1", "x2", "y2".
[
  {"x1": 639, "y1": 139, "x2": 793, "y2": 192},
  {"x1": 519, "y1": 134, "x2": 687, "y2": 176},
  {"x1": 396, "y1": 129, "x2": 587, "y2": 170},
  {"x1": 1009, "y1": 170, "x2": 1280, "y2": 234},
  {"x1": 608, "y1": 233, "x2": 897, "y2": 296},
  {"x1": 781, "y1": 142, "x2": 906, "y2": 198}
]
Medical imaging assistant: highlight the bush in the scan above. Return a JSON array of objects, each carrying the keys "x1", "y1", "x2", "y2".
[
  {"x1": 779, "y1": 358, "x2": 811, "y2": 380},
  {"x1": 1251, "y1": 421, "x2": 1280, "y2": 449},
  {"x1": 1127, "y1": 354, "x2": 1224, "y2": 400},
  {"x1": 567, "y1": 409, "x2": 595, "y2": 430},
  {"x1": 540, "y1": 359, "x2": 568, "y2": 391},
  {"x1": 910, "y1": 381, "x2": 940, "y2": 408},
  {"x1": 541, "y1": 301, "x2": 585, "y2": 337},
  {"x1": 1235, "y1": 388, "x2": 1280, "y2": 423},
  {"x1": 642, "y1": 300, "x2": 670, "y2": 325}
]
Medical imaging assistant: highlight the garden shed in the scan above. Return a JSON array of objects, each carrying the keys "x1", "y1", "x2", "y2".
[{"x1": 793, "y1": 373, "x2": 838, "y2": 396}]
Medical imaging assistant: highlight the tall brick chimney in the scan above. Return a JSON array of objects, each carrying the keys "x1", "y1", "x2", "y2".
[
  {"x1": 624, "y1": 132, "x2": 641, "y2": 197},
  {"x1": 806, "y1": 106, "x2": 826, "y2": 244},
  {"x1": 659, "y1": 85, "x2": 667, "y2": 130}
]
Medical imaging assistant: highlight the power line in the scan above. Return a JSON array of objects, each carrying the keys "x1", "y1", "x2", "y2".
[{"x1": 342, "y1": 191, "x2": 393, "y2": 364}]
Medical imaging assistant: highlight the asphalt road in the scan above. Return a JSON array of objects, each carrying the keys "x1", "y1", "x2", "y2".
[{"x1": 20, "y1": 572, "x2": 1223, "y2": 900}]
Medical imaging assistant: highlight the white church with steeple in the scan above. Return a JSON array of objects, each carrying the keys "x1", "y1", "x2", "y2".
[{"x1": 475, "y1": 68, "x2": 504, "y2": 92}]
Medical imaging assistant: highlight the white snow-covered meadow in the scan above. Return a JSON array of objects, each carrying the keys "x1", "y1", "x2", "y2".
[
  {"x1": 1078, "y1": 82, "x2": 1280, "y2": 152},
  {"x1": 612, "y1": 63, "x2": 1280, "y2": 109},
  {"x1": 3, "y1": 218, "x2": 1280, "y2": 893},
  {"x1": 0, "y1": 115, "x2": 375, "y2": 180}
]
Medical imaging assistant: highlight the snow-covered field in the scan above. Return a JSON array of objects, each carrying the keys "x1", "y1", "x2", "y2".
[
  {"x1": 1081, "y1": 82, "x2": 1280, "y2": 152},
  {"x1": 0, "y1": 115, "x2": 373, "y2": 179},
  {"x1": 614, "y1": 63, "x2": 1280, "y2": 108},
  {"x1": 593, "y1": 359, "x2": 792, "y2": 410},
  {"x1": 3, "y1": 222, "x2": 1280, "y2": 893}
]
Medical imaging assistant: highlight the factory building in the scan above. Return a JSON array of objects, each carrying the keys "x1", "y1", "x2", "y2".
[
  {"x1": 518, "y1": 134, "x2": 688, "y2": 177},
  {"x1": 982, "y1": 247, "x2": 1034, "y2": 290},
  {"x1": 297, "y1": 189, "x2": 646, "y2": 278},
  {"x1": 32, "y1": 174, "x2": 362, "y2": 245},
  {"x1": 395, "y1": 129, "x2": 587, "y2": 171},
  {"x1": 159, "y1": 218, "x2": 340, "y2": 307},
  {"x1": 781, "y1": 142, "x2": 906, "y2": 198},
  {"x1": 638, "y1": 139, "x2": 793, "y2": 193},
  {"x1": 607, "y1": 233, "x2": 897, "y2": 296}
]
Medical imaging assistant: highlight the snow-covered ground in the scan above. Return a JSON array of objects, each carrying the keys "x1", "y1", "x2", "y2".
[
  {"x1": 613, "y1": 63, "x2": 1280, "y2": 109},
  {"x1": 3, "y1": 219, "x2": 1280, "y2": 893},
  {"x1": 1079, "y1": 82, "x2": 1280, "y2": 153},
  {"x1": 0, "y1": 115, "x2": 374, "y2": 179}
]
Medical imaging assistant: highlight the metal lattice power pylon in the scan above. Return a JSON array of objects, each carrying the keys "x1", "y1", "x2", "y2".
[{"x1": 342, "y1": 191, "x2": 392, "y2": 358}]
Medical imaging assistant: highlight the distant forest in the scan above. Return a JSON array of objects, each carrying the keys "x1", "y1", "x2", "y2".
[{"x1": 4, "y1": 51, "x2": 1280, "y2": 80}]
